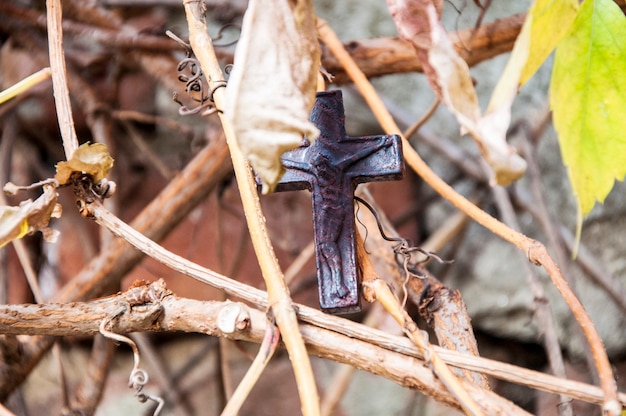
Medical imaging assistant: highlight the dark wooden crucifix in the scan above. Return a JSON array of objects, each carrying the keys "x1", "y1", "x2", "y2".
[{"x1": 271, "y1": 90, "x2": 403, "y2": 314}]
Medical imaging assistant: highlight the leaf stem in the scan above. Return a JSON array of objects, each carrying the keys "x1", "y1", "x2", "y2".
[{"x1": 46, "y1": 0, "x2": 79, "y2": 159}]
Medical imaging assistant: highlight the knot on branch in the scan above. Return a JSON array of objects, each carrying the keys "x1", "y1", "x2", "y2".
[
  {"x1": 526, "y1": 239, "x2": 545, "y2": 266},
  {"x1": 123, "y1": 279, "x2": 172, "y2": 306},
  {"x1": 71, "y1": 172, "x2": 117, "y2": 217}
]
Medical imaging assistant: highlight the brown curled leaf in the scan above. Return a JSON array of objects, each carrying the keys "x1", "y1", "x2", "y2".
[{"x1": 55, "y1": 142, "x2": 114, "y2": 185}]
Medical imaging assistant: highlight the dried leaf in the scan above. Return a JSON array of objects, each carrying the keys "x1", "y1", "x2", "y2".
[
  {"x1": 386, "y1": 0, "x2": 526, "y2": 185},
  {"x1": 55, "y1": 142, "x2": 114, "y2": 185},
  {"x1": 225, "y1": 0, "x2": 320, "y2": 193},
  {"x1": 0, "y1": 185, "x2": 60, "y2": 248},
  {"x1": 3, "y1": 182, "x2": 20, "y2": 196}
]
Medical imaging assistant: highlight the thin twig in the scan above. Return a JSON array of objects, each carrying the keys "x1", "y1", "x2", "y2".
[
  {"x1": 111, "y1": 110, "x2": 196, "y2": 141},
  {"x1": 0, "y1": 185, "x2": 73, "y2": 415},
  {"x1": 120, "y1": 120, "x2": 174, "y2": 180},
  {"x1": 559, "y1": 226, "x2": 626, "y2": 314},
  {"x1": 221, "y1": 317, "x2": 280, "y2": 416},
  {"x1": 68, "y1": 335, "x2": 115, "y2": 415},
  {"x1": 515, "y1": 119, "x2": 602, "y2": 387},
  {"x1": 0, "y1": 68, "x2": 51, "y2": 105},
  {"x1": 181, "y1": 2, "x2": 320, "y2": 415},
  {"x1": 491, "y1": 184, "x2": 573, "y2": 416},
  {"x1": 403, "y1": 98, "x2": 440, "y2": 140},
  {"x1": 320, "y1": 303, "x2": 385, "y2": 416},
  {"x1": 45, "y1": 0, "x2": 79, "y2": 159},
  {"x1": 213, "y1": 195, "x2": 234, "y2": 406},
  {"x1": 284, "y1": 240, "x2": 315, "y2": 285},
  {"x1": 317, "y1": 18, "x2": 620, "y2": 415}
]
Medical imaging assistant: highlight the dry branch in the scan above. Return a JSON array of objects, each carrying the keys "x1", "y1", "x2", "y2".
[
  {"x1": 356, "y1": 232, "x2": 491, "y2": 416},
  {"x1": 181, "y1": 2, "x2": 320, "y2": 415},
  {"x1": 68, "y1": 335, "x2": 115, "y2": 415},
  {"x1": 0, "y1": 3, "x2": 523, "y2": 86},
  {"x1": 355, "y1": 188, "x2": 488, "y2": 389},
  {"x1": 0, "y1": 282, "x2": 523, "y2": 414},
  {"x1": 72, "y1": 198, "x2": 626, "y2": 410},
  {"x1": 45, "y1": 0, "x2": 78, "y2": 158},
  {"x1": 2, "y1": 280, "x2": 624, "y2": 412},
  {"x1": 317, "y1": 17, "x2": 621, "y2": 414}
]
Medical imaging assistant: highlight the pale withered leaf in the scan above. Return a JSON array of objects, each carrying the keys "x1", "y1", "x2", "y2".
[
  {"x1": 387, "y1": 0, "x2": 526, "y2": 185},
  {"x1": 225, "y1": 0, "x2": 320, "y2": 193},
  {"x1": 55, "y1": 142, "x2": 114, "y2": 185},
  {"x1": 0, "y1": 185, "x2": 60, "y2": 248}
]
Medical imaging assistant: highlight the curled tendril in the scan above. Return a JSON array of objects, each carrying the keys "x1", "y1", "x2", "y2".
[
  {"x1": 212, "y1": 23, "x2": 241, "y2": 47},
  {"x1": 168, "y1": 30, "x2": 228, "y2": 116},
  {"x1": 177, "y1": 57, "x2": 208, "y2": 103},
  {"x1": 354, "y1": 196, "x2": 453, "y2": 307},
  {"x1": 99, "y1": 319, "x2": 165, "y2": 415}
]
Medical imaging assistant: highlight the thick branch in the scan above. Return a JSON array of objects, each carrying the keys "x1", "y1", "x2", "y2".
[
  {"x1": 46, "y1": 204, "x2": 625, "y2": 410},
  {"x1": 322, "y1": 13, "x2": 525, "y2": 84},
  {"x1": 1, "y1": 280, "x2": 625, "y2": 411},
  {"x1": 1, "y1": 3, "x2": 523, "y2": 85}
]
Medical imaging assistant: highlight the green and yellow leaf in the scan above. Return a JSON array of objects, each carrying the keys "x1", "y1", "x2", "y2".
[{"x1": 550, "y1": 0, "x2": 626, "y2": 215}]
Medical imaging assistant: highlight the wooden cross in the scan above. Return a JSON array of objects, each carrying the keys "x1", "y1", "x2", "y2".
[{"x1": 272, "y1": 90, "x2": 404, "y2": 314}]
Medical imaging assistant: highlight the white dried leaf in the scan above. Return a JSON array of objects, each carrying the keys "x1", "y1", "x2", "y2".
[{"x1": 225, "y1": 0, "x2": 320, "y2": 193}]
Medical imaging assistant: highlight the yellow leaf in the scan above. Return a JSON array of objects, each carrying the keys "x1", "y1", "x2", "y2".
[
  {"x1": 225, "y1": 0, "x2": 320, "y2": 194},
  {"x1": 482, "y1": 0, "x2": 578, "y2": 185},
  {"x1": 55, "y1": 142, "x2": 114, "y2": 185},
  {"x1": 521, "y1": 0, "x2": 579, "y2": 85},
  {"x1": 488, "y1": 0, "x2": 578, "y2": 116}
]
